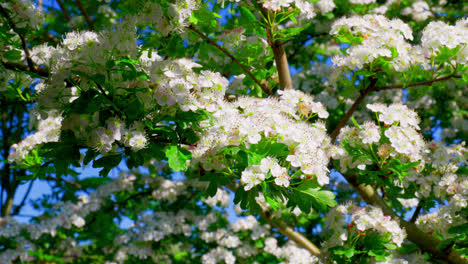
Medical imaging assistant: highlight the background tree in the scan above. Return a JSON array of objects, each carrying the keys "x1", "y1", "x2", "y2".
[{"x1": 0, "y1": 0, "x2": 467, "y2": 263}]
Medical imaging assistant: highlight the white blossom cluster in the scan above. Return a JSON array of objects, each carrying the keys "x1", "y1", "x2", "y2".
[
  {"x1": 331, "y1": 15, "x2": 414, "y2": 71},
  {"x1": 203, "y1": 188, "x2": 231, "y2": 207},
  {"x1": 401, "y1": 1, "x2": 433, "y2": 21},
  {"x1": 265, "y1": 238, "x2": 321, "y2": 264},
  {"x1": 421, "y1": 18, "x2": 468, "y2": 66},
  {"x1": 404, "y1": 141, "x2": 467, "y2": 200},
  {"x1": 137, "y1": 0, "x2": 200, "y2": 35},
  {"x1": 192, "y1": 89, "x2": 332, "y2": 190},
  {"x1": 367, "y1": 103, "x2": 425, "y2": 162},
  {"x1": 9, "y1": 24, "x2": 230, "y2": 163},
  {"x1": 0, "y1": 172, "x2": 139, "y2": 261},
  {"x1": 334, "y1": 103, "x2": 426, "y2": 171},
  {"x1": 322, "y1": 203, "x2": 407, "y2": 250},
  {"x1": 8, "y1": 111, "x2": 63, "y2": 163},
  {"x1": 260, "y1": 0, "x2": 335, "y2": 19},
  {"x1": 411, "y1": 142, "x2": 467, "y2": 237},
  {"x1": 0, "y1": 0, "x2": 43, "y2": 29},
  {"x1": 331, "y1": 15, "x2": 468, "y2": 72}
]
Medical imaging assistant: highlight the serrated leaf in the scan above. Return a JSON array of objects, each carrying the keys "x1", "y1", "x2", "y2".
[
  {"x1": 295, "y1": 184, "x2": 337, "y2": 211},
  {"x1": 165, "y1": 146, "x2": 191, "y2": 172}
]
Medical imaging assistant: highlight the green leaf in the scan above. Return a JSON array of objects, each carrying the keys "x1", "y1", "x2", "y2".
[
  {"x1": 462, "y1": 72, "x2": 468, "y2": 83},
  {"x1": 383, "y1": 243, "x2": 397, "y2": 250},
  {"x1": 269, "y1": 143, "x2": 290, "y2": 158},
  {"x1": 448, "y1": 222, "x2": 468, "y2": 234},
  {"x1": 79, "y1": 177, "x2": 112, "y2": 189},
  {"x1": 200, "y1": 172, "x2": 229, "y2": 197},
  {"x1": 351, "y1": 116, "x2": 361, "y2": 129},
  {"x1": 295, "y1": 183, "x2": 337, "y2": 212},
  {"x1": 335, "y1": 248, "x2": 356, "y2": 258},
  {"x1": 4, "y1": 49, "x2": 22, "y2": 61},
  {"x1": 165, "y1": 146, "x2": 191, "y2": 172},
  {"x1": 93, "y1": 154, "x2": 122, "y2": 176},
  {"x1": 240, "y1": 7, "x2": 257, "y2": 24}
]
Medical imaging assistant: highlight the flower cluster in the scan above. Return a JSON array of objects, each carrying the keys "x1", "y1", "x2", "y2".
[
  {"x1": 0, "y1": 0, "x2": 44, "y2": 29},
  {"x1": 192, "y1": 90, "x2": 332, "y2": 190},
  {"x1": 421, "y1": 18, "x2": 468, "y2": 66},
  {"x1": 8, "y1": 111, "x2": 62, "y2": 163},
  {"x1": 401, "y1": 1, "x2": 433, "y2": 21},
  {"x1": 331, "y1": 15, "x2": 413, "y2": 71},
  {"x1": 322, "y1": 203, "x2": 407, "y2": 249},
  {"x1": 260, "y1": 0, "x2": 335, "y2": 18},
  {"x1": 331, "y1": 15, "x2": 468, "y2": 72}
]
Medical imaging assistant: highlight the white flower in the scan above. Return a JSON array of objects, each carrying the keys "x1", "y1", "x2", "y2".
[
  {"x1": 359, "y1": 121, "x2": 381, "y2": 144},
  {"x1": 241, "y1": 165, "x2": 266, "y2": 191}
]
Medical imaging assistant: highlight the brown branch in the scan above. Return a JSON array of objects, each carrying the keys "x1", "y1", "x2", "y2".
[
  {"x1": 330, "y1": 73, "x2": 460, "y2": 141},
  {"x1": 271, "y1": 43, "x2": 293, "y2": 90},
  {"x1": 374, "y1": 73, "x2": 461, "y2": 91},
  {"x1": 330, "y1": 89, "x2": 369, "y2": 141},
  {"x1": 259, "y1": 6, "x2": 293, "y2": 90},
  {"x1": 225, "y1": 184, "x2": 321, "y2": 255},
  {"x1": 56, "y1": 0, "x2": 71, "y2": 22},
  {"x1": 44, "y1": 176, "x2": 83, "y2": 190},
  {"x1": 1, "y1": 59, "x2": 49, "y2": 78},
  {"x1": 75, "y1": 0, "x2": 94, "y2": 29},
  {"x1": 0, "y1": 5, "x2": 35, "y2": 71},
  {"x1": 188, "y1": 26, "x2": 271, "y2": 95},
  {"x1": 260, "y1": 206, "x2": 321, "y2": 255},
  {"x1": 410, "y1": 201, "x2": 423, "y2": 223},
  {"x1": 345, "y1": 173, "x2": 467, "y2": 264}
]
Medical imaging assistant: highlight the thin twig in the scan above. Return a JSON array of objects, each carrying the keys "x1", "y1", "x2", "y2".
[
  {"x1": 12, "y1": 179, "x2": 35, "y2": 216},
  {"x1": 75, "y1": 0, "x2": 94, "y2": 29},
  {"x1": 188, "y1": 25, "x2": 271, "y2": 95},
  {"x1": 374, "y1": 73, "x2": 461, "y2": 91},
  {"x1": 44, "y1": 176, "x2": 83, "y2": 190},
  {"x1": 0, "y1": 5, "x2": 35, "y2": 71},
  {"x1": 56, "y1": 0, "x2": 71, "y2": 22}
]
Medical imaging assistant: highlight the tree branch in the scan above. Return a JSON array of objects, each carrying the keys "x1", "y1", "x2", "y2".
[
  {"x1": 330, "y1": 89, "x2": 369, "y2": 141},
  {"x1": 56, "y1": 0, "x2": 71, "y2": 22},
  {"x1": 12, "y1": 179, "x2": 35, "y2": 216},
  {"x1": 75, "y1": 0, "x2": 94, "y2": 30},
  {"x1": 258, "y1": 6, "x2": 293, "y2": 90},
  {"x1": 225, "y1": 184, "x2": 321, "y2": 255},
  {"x1": 410, "y1": 201, "x2": 423, "y2": 223},
  {"x1": 259, "y1": 205, "x2": 321, "y2": 255},
  {"x1": 0, "y1": 5, "x2": 35, "y2": 71},
  {"x1": 1, "y1": 59, "x2": 49, "y2": 78},
  {"x1": 345, "y1": 173, "x2": 467, "y2": 264},
  {"x1": 188, "y1": 25, "x2": 271, "y2": 95},
  {"x1": 330, "y1": 73, "x2": 460, "y2": 141}
]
